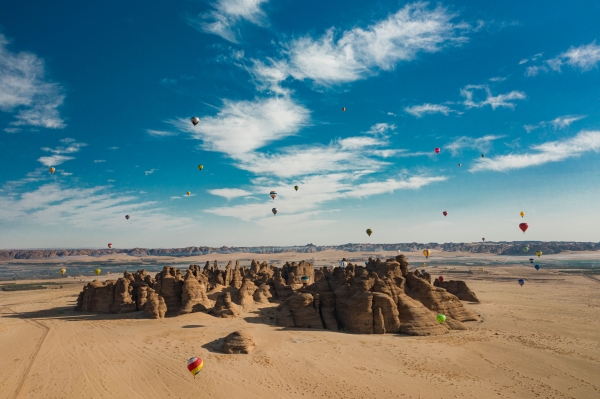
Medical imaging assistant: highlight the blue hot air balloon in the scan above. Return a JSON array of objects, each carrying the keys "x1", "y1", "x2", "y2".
[
  {"x1": 529, "y1": 258, "x2": 534, "y2": 264},
  {"x1": 534, "y1": 265, "x2": 540, "y2": 270},
  {"x1": 518, "y1": 279, "x2": 525, "y2": 287},
  {"x1": 365, "y1": 261, "x2": 368, "y2": 266}
]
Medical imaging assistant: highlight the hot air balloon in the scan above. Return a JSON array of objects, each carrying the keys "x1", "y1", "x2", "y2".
[
  {"x1": 60, "y1": 268, "x2": 66, "y2": 276},
  {"x1": 481, "y1": 153, "x2": 485, "y2": 158},
  {"x1": 186, "y1": 191, "x2": 191, "y2": 196},
  {"x1": 436, "y1": 314, "x2": 446, "y2": 324},
  {"x1": 397, "y1": 250, "x2": 401, "y2": 255},
  {"x1": 529, "y1": 258, "x2": 534, "y2": 263},
  {"x1": 340, "y1": 258, "x2": 348, "y2": 268},
  {"x1": 108, "y1": 243, "x2": 113, "y2": 249},
  {"x1": 301, "y1": 276, "x2": 310, "y2": 285},
  {"x1": 482, "y1": 237, "x2": 485, "y2": 242},
  {"x1": 366, "y1": 228, "x2": 373, "y2": 237},
  {"x1": 187, "y1": 357, "x2": 204, "y2": 378},
  {"x1": 421, "y1": 262, "x2": 426, "y2": 267},
  {"x1": 49, "y1": 167, "x2": 56, "y2": 174},
  {"x1": 480, "y1": 268, "x2": 485, "y2": 271},
  {"x1": 518, "y1": 278, "x2": 525, "y2": 287},
  {"x1": 270, "y1": 190, "x2": 277, "y2": 200},
  {"x1": 294, "y1": 185, "x2": 298, "y2": 191},
  {"x1": 272, "y1": 208, "x2": 278, "y2": 215},
  {"x1": 523, "y1": 246, "x2": 529, "y2": 253},
  {"x1": 198, "y1": 165, "x2": 203, "y2": 171},
  {"x1": 438, "y1": 276, "x2": 444, "y2": 282},
  {"x1": 534, "y1": 265, "x2": 540, "y2": 270},
  {"x1": 536, "y1": 250, "x2": 542, "y2": 257},
  {"x1": 423, "y1": 249, "x2": 431, "y2": 259},
  {"x1": 191, "y1": 117, "x2": 200, "y2": 126},
  {"x1": 520, "y1": 211, "x2": 525, "y2": 218},
  {"x1": 94, "y1": 268, "x2": 101, "y2": 275},
  {"x1": 365, "y1": 261, "x2": 368, "y2": 266},
  {"x1": 434, "y1": 147, "x2": 440, "y2": 154},
  {"x1": 341, "y1": 107, "x2": 346, "y2": 112},
  {"x1": 443, "y1": 211, "x2": 448, "y2": 217},
  {"x1": 458, "y1": 163, "x2": 462, "y2": 167},
  {"x1": 519, "y1": 223, "x2": 528, "y2": 233},
  {"x1": 125, "y1": 215, "x2": 130, "y2": 220}
]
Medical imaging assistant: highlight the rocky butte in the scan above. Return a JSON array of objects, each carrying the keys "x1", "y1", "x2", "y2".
[{"x1": 76, "y1": 255, "x2": 479, "y2": 336}]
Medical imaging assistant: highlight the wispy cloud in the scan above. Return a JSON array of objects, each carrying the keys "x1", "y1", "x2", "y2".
[
  {"x1": 93, "y1": 160, "x2": 106, "y2": 163},
  {"x1": 147, "y1": 129, "x2": 178, "y2": 137},
  {"x1": 523, "y1": 114, "x2": 586, "y2": 132},
  {"x1": 208, "y1": 188, "x2": 253, "y2": 200},
  {"x1": 188, "y1": 0, "x2": 269, "y2": 43},
  {"x1": 518, "y1": 52, "x2": 543, "y2": 65},
  {"x1": 526, "y1": 41, "x2": 600, "y2": 76},
  {"x1": 37, "y1": 139, "x2": 86, "y2": 166},
  {"x1": 461, "y1": 85, "x2": 526, "y2": 109},
  {"x1": 405, "y1": 103, "x2": 458, "y2": 117},
  {"x1": 145, "y1": 169, "x2": 157, "y2": 176},
  {"x1": 251, "y1": 3, "x2": 470, "y2": 87},
  {"x1": 446, "y1": 135, "x2": 505, "y2": 156},
  {"x1": 0, "y1": 34, "x2": 66, "y2": 129},
  {"x1": 470, "y1": 130, "x2": 600, "y2": 172}
]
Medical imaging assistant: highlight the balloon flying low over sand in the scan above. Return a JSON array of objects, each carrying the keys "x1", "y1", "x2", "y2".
[
  {"x1": 270, "y1": 191, "x2": 277, "y2": 200},
  {"x1": 421, "y1": 262, "x2": 426, "y2": 267},
  {"x1": 60, "y1": 268, "x2": 66, "y2": 276},
  {"x1": 536, "y1": 251, "x2": 542, "y2": 257},
  {"x1": 191, "y1": 116, "x2": 200, "y2": 126},
  {"x1": 272, "y1": 208, "x2": 278, "y2": 215},
  {"x1": 434, "y1": 147, "x2": 440, "y2": 154},
  {"x1": 518, "y1": 279, "x2": 525, "y2": 287},
  {"x1": 94, "y1": 268, "x2": 101, "y2": 275},
  {"x1": 339, "y1": 259, "x2": 348, "y2": 268},
  {"x1": 301, "y1": 276, "x2": 310, "y2": 285},
  {"x1": 366, "y1": 228, "x2": 373, "y2": 237},
  {"x1": 436, "y1": 314, "x2": 446, "y2": 324},
  {"x1": 529, "y1": 258, "x2": 534, "y2": 263},
  {"x1": 438, "y1": 276, "x2": 444, "y2": 282},
  {"x1": 294, "y1": 185, "x2": 298, "y2": 191},
  {"x1": 423, "y1": 249, "x2": 431, "y2": 259},
  {"x1": 107, "y1": 243, "x2": 113, "y2": 249},
  {"x1": 535, "y1": 265, "x2": 540, "y2": 270},
  {"x1": 49, "y1": 167, "x2": 55, "y2": 174},
  {"x1": 198, "y1": 165, "x2": 203, "y2": 171},
  {"x1": 519, "y1": 223, "x2": 528, "y2": 233},
  {"x1": 187, "y1": 357, "x2": 203, "y2": 378},
  {"x1": 523, "y1": 246, "x2": 529, "y2": 253},
  {"x1": 520, "y1": 211, "x2": 525, "y2": 218},
  {"x1": 443, "y1": 211, "x2": 448, "y2": 217}
]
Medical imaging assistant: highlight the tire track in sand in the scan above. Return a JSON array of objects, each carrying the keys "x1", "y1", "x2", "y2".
[{"x1": 3, "y1": 307, "x2": 49, "y2": 399}]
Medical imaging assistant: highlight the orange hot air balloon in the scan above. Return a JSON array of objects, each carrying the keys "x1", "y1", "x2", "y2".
[
  {"x1": 187, "y1": 357, "x2": 204, "y2": 378},
  {"x1": 270, "y1": 190, "x2": 277, "y2": 200},
  {"x1": 423, "y1": 249, "x2": 431, "y2": 259},
  {"x1": 519, "y1": 223, "x2": 528, "y2": 233},
  {"x1": 49, "y1": 167, "x2": 56, "y2": 174}
]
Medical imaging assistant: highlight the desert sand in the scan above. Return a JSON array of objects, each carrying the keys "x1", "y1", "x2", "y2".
[{"x1": 1, "y1": 252, "x2": 599, "y2": 399}]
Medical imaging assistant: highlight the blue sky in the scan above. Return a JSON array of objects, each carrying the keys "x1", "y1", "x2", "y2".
[{"x1": 1, "y1": 0, "x2": 600, "y2": 249}]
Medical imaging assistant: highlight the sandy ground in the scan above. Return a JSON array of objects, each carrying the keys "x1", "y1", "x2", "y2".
[{"x1": 1, "y1": 255, "x2": 599, "y2": 399}]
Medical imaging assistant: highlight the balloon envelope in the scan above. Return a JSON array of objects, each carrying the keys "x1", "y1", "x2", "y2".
[
  {"x1": 523, "y1": 246, "x2": 529, "y2": 252},
  {"x1": 438, "y1": 276, "x2": 444, "y2": 282},
  {"x1": 125, "y1": 215, "x2": 130, "y2": 220},
  {"x1": 529, "y1": 258, "x2": 534, "y2": 263},
  {"x1": 518, "y1": 279, "x2": 525, "y2": 286},
  {"x1": 341, "y1": 107, "x2": 346, "y2": 112},
  {"x1": 482, "y1": 237, "x2": 485, "y2": 241},
  {"x1": 60, "y1": 268, "x2": 66, "y2": 276},
  {"x1": 421, "y1": 262, "x2": 426, "y2": 267},
  {"x1": 187, "y1": 357, "x2": 204, "y2": 377},
  {"x1": 458, "y1": 163, "x2": 462, "y2": 167},
  {"x1": 198, "y1": 165, "x2": 203, "y2": 171},
  {"x1": 436, "y1": 314, "x2": 446, "y2": 324},
  {"x1": 366, "y1": 228, "x2": 373, "y2": 237},
  {"x1": 534, "y1": 265, "x2": 540, "y2": 270},
  {"x1": 443, "y1": 211, "x2": 447, "y2": 217},
  {"x1": 191, "y1": 117, "x2": 200, "y2": 126},
  {"x1": 520, "y1": 211, "x2": 525, "y2": 218},
  {"x1": 519, "y1": 223, "x2": 529, "y2": 233},
  {"x1": 481, "y1": 153, "x2": 485, "y2": 158},
  {"x1": 294, "y1": 185, "x2": 298, "y2": 191},
  {"x1": 49, "y1": 167, "x2": 55, "y2": 174},
  {"x1": 107, "y1": 243, "x2": 113, "y2": 249},
  {"x1": 536, "y1": 250, "x2": 542, "y2": 257},
  {"x1": 186, "y1": 191, "x2": 191, "y2": 196},
  {"x1": 301, "y1": 276, "x2": 310, "y2": 284},
  {"x1": 434, "y1": 147, "x2": 440, "y2": 154},
  {"x1": 94, "y1": 268, "x2": 101, "y2": 275},
  {"x1": 272, "y1": 208, "x2": 278, "y2": 215},
  {"x1": 270, "y1": 190, "x2": 277, "y2": 199},
  {"x1": 423, "y1": 249, "x2": 431, "y2": 259},
  {"x1": 339, "y1": 259, "x2": 348, "y2": 268}
]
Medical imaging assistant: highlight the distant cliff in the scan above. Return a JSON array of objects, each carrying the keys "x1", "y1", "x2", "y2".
[{"x1": 1, "y1": 241, "x2": 599, "y2": 260}]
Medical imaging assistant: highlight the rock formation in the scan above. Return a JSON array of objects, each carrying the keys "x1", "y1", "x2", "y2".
[
  {"x1": 221, "y1": 330, "x2": 256, "y2": 354},
  {"x1": 209, "y1": 292, "x2": 239, "y2": 318},
  {"x1": 434, "y1": 279, "x2": 480, "y2": 303}
]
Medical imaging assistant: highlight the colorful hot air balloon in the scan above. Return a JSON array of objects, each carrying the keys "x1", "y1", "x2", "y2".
[
  {"x1": 436, "y1": 314, "x2": 446, "y2": 324},
  {"x1": 187, "y1": 357, "x2": 204, "y2": 378},
  {"x1": 458, "y1": 163, "x2": 462, "y2": 167},
  {"x1": 49, "y1": 167, "x2": 56, "y2": 174},
  {"x1": 270, "y1": 190, "x2": 277, "y2": 200},
  {"x1": 519, "y1": 223, "x2": 528, "y2": 233},
  {"x1": 480, "y1": 268, "x2": 484, "y2": 271},
  {"x1": 198, "y1": 165, "x2": 203, "y2": 171},
  {"x1": 294, "y1": 185, "x2": 298, "y2": 191},
  {"x1": 523, "y1": 246, "x2": 529, "y2": 253},
  {"x1": 301, "y1": 276, "x2": 310, "y2": 285},
  {"x1": 186, "y1": 191, "x2": 191, "y2": 196},
  {"x1": 366, "y1": 228, "x2": 373, "y2": 237},
  {"x1": 94, "y1": 268, "x2": 101, "y2": 275},
  {"x1": 125, "y1": 215, "x2": 130, "y2": 220},
  {"x1": 108, "y1": 243, "x2": 113, "y2": 249},
  {"x1": 443, "y1": 211, "x2": 448, "y2": 217},
  {"x1": 272, "y1": 208, "x2": 278, "y2": 215},
  {"x1": 534, "y1": 264, "x2": 540, "y2": 270},
  {"x1": 191, "y1": 116, "x2": 200, "y2": 126},
  {"x1": 520, "y1": 211, "x2": 525, "y2": 218},
  {"x1": 423, "y1": 249, "x2": 431, "y2": 259},
  {"x1": 60, "y1": 268, "x2": 66, "y2": 276},
  {"x1": 482, "y1": 237, "x2": 486, "y2": 242},
  {"x1": 339, "y1": 258, "x2": 348, "y2": 268},
  {"x1": 518, "y1": 278, "x2": 525, "y2": 287},
  {"x1": 421, "y1": 262, "x2": 426, "y2": 267},
  {"x1": 341, "y1": 107, "x2": 346, "y2": 112},
  {"x1": 434, "y1": 147, "x2": 440, "y2": 154},
  {"x1": 438, "y1": 276, "x2": 444, "y2": 282},
  {"x1": 536, "y1": 250, "x2": 542, "y2": 257},
  {"x1": 529, "y1": 258, "x2": 534, "y2": 263}
]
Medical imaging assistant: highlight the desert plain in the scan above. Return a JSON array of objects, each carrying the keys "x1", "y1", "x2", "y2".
[{"x1": 1, "y1": 250, "x2": 599, "y2": 399}]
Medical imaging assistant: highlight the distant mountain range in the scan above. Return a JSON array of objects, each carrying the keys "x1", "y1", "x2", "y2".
[{"x1": 1, "y1": 242, "x2": 599, "y2": 260}]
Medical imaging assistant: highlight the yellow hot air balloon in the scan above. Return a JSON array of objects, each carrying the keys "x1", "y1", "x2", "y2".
[
  {"x1": 186, "y1": 191, "x2": 191, "y2": 196},
  {"x1": 423, "y1": 249, "x2": 431, "y2": 259},
  {"x1": 520, "y1": 211, "x2": 525, "y2": 218},
  {"x1": 60, "y1": 268, "x2": 66, "y2": 276},
  {"x1": 421, "y1": 262, "x2": 426, "y2": 267},
  {"x1": 535, "y1": 250, "x2": 542, "y2": 257},
  {"x1": 480, "y1": 268, "x2": 485, "y2": 271},
  {"x1": 94, "y1": 268, "x2": 101, "y2": 275}
]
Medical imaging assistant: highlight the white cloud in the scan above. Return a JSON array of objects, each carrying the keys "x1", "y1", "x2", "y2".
[
  {"x1": 525, "y1": 65, "x2": 548, "y2": 77},
  {"x1": 93, "y1": 160, "x2": 106, "y2": 163},
  {"x1": 489, "y1": 76, "x2": 507, "y2": 82},
  {"x1": 37, "y1": 140, "x2": 86, "y2": 166},
  {"x1": 461, "y1": 85, "x2": 526, "y2": 109},
  {"x1": 208, "y1": 188, "x2": 253, "y2": 200},
  {"x1": 145, "y1": 169, "x2": 157, "y2": 176},
  {"x1": 109, "y1": 146, "x2": 119, "y2": 150},
  {"x1": 547, "y1": 41, "x2": 600, "y2": 72},
  {"x1": 61, "y1": 172, "x2": 72, "y2": 176},
  {"x1": 523, "y1": 114, "x2": 586, "y2": 132},
  {"x1": 365, "y1": 123, "x2": 396, "y2": 135},
  {"x1": 147, "y1": 129, "x2": 177, "y2": 137},
  {"x1": 405, "y1": 103, "x2": 456, "y2": 117},
  {"x1": 446, "y1": 135, "x2": 505, "y2": 156},
  {"x1": 0, "y1": 34, "x2": 66, "y2": 129},
  {"x1": 188, "y1": 0, "x2": 268, "y2": 43},
  {"x1": 175, "y1": 96, "x2": 309, "y2": 157},
  {"x1": 470, "y1": 130, "x2": 600, "y2": 172},
  {"x1": 252, "y1": 3, "x2": 470, "y2": 86}
]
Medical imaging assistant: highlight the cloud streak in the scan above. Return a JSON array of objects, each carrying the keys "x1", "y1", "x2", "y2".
[
  {"x1": 446, "y1": 135, "x2": 505, "y2": 156},
  {"x1": 405, "y1": 103, "x2": 458, "y2": 117},
  {"x1": 37, "y1": 139, "x2": 86, "y2": 166},
  {"x1": 461, "y1": 85, "x2": 526, "y2": 109}
]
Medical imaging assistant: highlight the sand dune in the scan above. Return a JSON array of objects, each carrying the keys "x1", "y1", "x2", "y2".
[{"x1": 1, "y1": 256, "x2": 599, "y2": 399}]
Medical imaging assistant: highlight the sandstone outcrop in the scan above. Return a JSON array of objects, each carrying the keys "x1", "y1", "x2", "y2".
[
  {"x1": 76, "y1": 278, "x2": 137, "y2": 314},
  {"x1": 434, "y1": 279, "x2": 480, "y2": 303},
  {"x1": 209, "y1": 292, "x2": 239, "y2": 318},
  {"x1": 221, "y1": 330, "x2": 256, "y2": 354},
  {"x1": 144, "y1": 287, "x2": 167, "y2": 319},
  {"x1": 179, "y1": 270, "x2": 213, "y2": 314}
]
